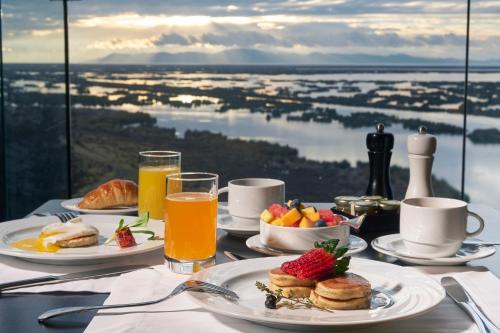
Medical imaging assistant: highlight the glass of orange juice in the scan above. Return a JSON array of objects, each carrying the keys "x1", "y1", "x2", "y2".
[
  {"x1": 164, "y1": 172, "x2": 218, "y2": 274},
  {"x1": 138, "y1": 151, "x2": 181, "y2": 220}
]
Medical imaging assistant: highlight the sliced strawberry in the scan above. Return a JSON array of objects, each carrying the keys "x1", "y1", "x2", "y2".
[
  {"x1": 281, "y1": 248, "x2": 335, "y2": 280},
  {"x1": 268, "y1": 204, "x2": 289, "y2": 218},
  {"x1": 115, "y1": 227, "x2": 137, "y2": 248},
  {"x1": 290, "y1": 221, "x2": 301, "y2": 228}
]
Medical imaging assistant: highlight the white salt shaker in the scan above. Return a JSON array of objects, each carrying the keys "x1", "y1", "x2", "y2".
[{"x1": 405, "y1": 126, "x2": 437, "y2": 199}]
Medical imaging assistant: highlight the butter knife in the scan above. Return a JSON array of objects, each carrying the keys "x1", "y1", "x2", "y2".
[
  {"x1": 441, "y1": 277, "x2": 499, "y2": 333},
  {"x1": 0, "y1": 264, "x2": 149, "y2": 292}
]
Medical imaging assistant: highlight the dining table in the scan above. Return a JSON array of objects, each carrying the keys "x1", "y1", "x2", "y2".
[{"x1": 0, "y1": 199, "x2": 499, "y2": 333}]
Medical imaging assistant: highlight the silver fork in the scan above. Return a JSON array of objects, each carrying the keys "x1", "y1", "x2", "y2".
[
  {"x1": 33, "y1": 212, "x2": 78, "y2": 223},
  {"x1": 38, "y1": 280, "x2": 238, "y2": 323}
]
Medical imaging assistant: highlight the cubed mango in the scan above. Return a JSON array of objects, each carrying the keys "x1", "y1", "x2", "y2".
[
  {"x1": 299, "y1": 217, "x2": 315, "y2": 228},
  {"x1": 301, "y1": 206, "x2": 320, "y2": 222},
  {"x1": 260, "y1": 209, "x2": 274, "y2": 223},
  {"x1": 271, "y1": 218, "x2": 285, "y2": 226},
  {"x1": 281, "y1": 208, "x2": 302, "y2": 226}
]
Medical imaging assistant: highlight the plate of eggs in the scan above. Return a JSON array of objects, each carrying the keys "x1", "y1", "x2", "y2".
[{"x1": 0, "y1": 215, "x2": 163, "y2": 265}]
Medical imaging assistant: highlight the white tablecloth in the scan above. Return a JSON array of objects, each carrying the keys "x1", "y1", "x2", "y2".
[{"x1": 0, "y1": 250, "x2": 164, "y2": 293}]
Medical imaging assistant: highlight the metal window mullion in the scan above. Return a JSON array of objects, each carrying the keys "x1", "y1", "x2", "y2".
[
  {"x1": 0, "y1": 0, "x2": 6, "y2": 220},
  {"x1": 63, "y1": 0, "x2": 72, "y2": 198},
  {"x1": 461, "y1": 0, "x2": 471, "y2": 200}
]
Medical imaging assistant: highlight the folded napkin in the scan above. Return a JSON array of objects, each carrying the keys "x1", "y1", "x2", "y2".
[
  {"x1": 84, "y1": 264, "x2": 500, "y2": 333},
  {"x1": 0, "y1": 249, "x2": 164, "y2": 293}
]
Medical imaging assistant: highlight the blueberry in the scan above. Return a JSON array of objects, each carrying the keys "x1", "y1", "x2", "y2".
[
  {"x1": 315, "y1": 219, "x2": 327, "y2": 227},
  {"x1": 265, "y1": 294, "x2": 277, "y2": 309},
  {"x1": 289, "y1": 199, "x2": 301, "y2": 209}
]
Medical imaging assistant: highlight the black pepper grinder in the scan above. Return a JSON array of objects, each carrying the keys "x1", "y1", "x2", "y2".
[{"x1": 366, "y1": 123, "x2": 394, "y2": 199}]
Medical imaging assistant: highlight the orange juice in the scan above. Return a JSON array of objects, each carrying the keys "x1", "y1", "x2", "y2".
[
  {"x1": 164, "y1": 192, "x2": 217, "y2": 260},
  {"x1": 138, "y1": 166, "x2": 180, "y2": 219}
]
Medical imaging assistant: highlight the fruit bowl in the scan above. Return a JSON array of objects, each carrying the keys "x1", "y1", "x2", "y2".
[{"x1": 260, "y1": 220, "x2": 350, "y2": 252}]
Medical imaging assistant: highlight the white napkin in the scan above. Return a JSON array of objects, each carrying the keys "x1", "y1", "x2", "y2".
[
  {"x1": 0, "y1": 250, "x2": 164, "y2": 293},
  {"x1": 84, "y1": 265, "x2": 500, "y2": 333}
]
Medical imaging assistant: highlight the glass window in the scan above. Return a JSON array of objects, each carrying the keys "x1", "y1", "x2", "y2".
[
  {"x1": 2, "y1": 0, "x2": 67, "y2": 218},
  {"x1": 67, "y1": 0, "x2": 468, "y2": 202},
  {"x1": 465, "y1": 0, "x2": 500, "y2": 208}
]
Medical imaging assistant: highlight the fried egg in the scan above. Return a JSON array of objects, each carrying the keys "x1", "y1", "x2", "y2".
[{"x1": 11, "y1": 217, "x2": 99, "y2": 253}]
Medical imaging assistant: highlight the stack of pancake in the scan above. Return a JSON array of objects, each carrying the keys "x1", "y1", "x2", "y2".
[
  {"x1": 268, "y1": 269, "x2": 371, "y2": 310},
  {"x1": 268, "y1": 268, "x2": 315, "y2": 297},
  {"x1": 310, "y1": 273, "x2": 371, "y2": 310}
]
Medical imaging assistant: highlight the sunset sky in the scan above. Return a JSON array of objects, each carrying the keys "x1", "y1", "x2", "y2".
[{"x1": 2, "y1": 0, "x2": 500, "y2": 63}]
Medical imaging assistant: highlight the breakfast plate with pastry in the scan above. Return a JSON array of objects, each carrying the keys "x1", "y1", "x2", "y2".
[
  {"x1": 0, "y1": 213, "x2": 163, "y2": 265},
  {"x1": 61, "y1": 179, "x2": 138, "y2": 214},
  {"x1": 188, "y1": 239, "x2": 445, "y2": 330}
]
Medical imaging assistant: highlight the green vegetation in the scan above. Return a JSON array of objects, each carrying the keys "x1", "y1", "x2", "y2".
[{"x1": 468, "y1": 128, "x2": 500, "y2": 144}]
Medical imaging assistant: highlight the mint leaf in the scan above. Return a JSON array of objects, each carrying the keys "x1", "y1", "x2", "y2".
[
  {"x1": 116, "y1": 218, "x2": 125, "y2": 232},
  {"x1": 333, "y1": 247, "x2": 348, "y2": 258},
  {"x1": 314, "y1": 239, "x2": 339, "y2": 254},
  {"x1": 335, "y1": 256, "x2": 351, "y2": 274},
  {"x1": 131, "y1": 229, "x2": 156, "y2": 239},
  {"x1": 130, "y1": 212, "x2": 150, "y2": 228}
]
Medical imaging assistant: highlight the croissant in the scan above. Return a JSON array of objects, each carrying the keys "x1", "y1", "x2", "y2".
[{"x1": 78, "y1": 179, "x2": 138, "y2": 209}]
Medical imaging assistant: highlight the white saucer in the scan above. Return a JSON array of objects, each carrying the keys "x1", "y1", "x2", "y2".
[
  {"x1": 371, "y1": 234, "x2": 497, "y2": 266},
  {"x1": 218, "y1": 213, "x2": 259, "y2": 237},
  {"x1": 61, "y1": 198, "x2": 138, "y2": 215},
  {"x1": 246, "y1": 234, "x2": 368, "y2": 256}
]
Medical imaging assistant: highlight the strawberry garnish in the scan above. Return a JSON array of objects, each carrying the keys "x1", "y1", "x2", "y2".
[
  {"x1": 281, "y1": 248, "x2": 335, "y2": 280},
  {"x1": 115, "y1": 227, "x2": 137, "y2": 248},
  {"x1": 281, "y1": 239, "x2": 351, "y2": 280}
]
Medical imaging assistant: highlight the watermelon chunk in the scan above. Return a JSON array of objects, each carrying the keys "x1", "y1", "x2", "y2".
[
  {"x1": 318, "y1": 209, "x2": 335, "y2": 222},
  {"x1": 325, "y1": 212, "x2": 345, "y2": 226},
  {"x1": 268, "y1": 204, "x2": 289, "y2": 218}
]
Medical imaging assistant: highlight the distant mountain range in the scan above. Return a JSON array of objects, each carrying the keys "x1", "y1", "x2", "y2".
[{"x1": 94, "y1": 48, "x2": 498, "y2": 66}]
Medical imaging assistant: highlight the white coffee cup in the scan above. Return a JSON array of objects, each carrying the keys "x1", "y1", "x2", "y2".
[
  {"x1": 400, "y1": 197, "x2": 484, "y2": 258},
  {"x1": 218, "y1": 178, "x2": 285, "y2": 225}
]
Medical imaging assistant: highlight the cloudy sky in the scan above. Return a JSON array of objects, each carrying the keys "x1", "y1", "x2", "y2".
[{"x1": 2, "y1": 0, "x2": 500, "y2": 63}]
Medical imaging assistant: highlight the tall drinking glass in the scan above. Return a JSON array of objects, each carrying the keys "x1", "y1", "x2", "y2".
[
  {"x1": 138, "y1": 151, "x2": 181, "y2": 220},
  {"x1": 164, "y1": 172, "x2": 218, "y2": 274}
]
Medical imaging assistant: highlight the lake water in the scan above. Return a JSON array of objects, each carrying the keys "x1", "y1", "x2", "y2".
[{"x1": 109, "y1": 101, "x2": 497, "y2": 207}]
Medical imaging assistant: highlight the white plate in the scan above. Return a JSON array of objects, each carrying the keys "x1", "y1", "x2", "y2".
[
  {"x1": 188, "y1": 256, "x2": 445, "y2": 330},
  {"x1": 371, "y1": 234, "x2": 497, "y2": 266},
  {"x1": 61, "y1": 198, "x2": 138, "y2": 215},
  {"x1": 218, "y1": 213, "x2": 259, "y2": 237},
  {"x1": 246, "y1": 234, "x2": 367, "y2": 256},
  {"x1": 0, "y1": 215, "x2": 163, "y2": 265}
]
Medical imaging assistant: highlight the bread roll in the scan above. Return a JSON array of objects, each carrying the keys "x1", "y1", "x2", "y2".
[{"x1": 79, "y1": 179, "x2": 138, "y2": 209}]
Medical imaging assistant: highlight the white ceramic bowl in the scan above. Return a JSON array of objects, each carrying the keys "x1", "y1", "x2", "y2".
[{"x1": 260, "y1": 220, "x2": 350, "y2": 252}]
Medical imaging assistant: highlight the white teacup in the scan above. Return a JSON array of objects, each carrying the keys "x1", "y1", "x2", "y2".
[
  {"x1": 218, "y1": 178, "x2": 285, "y2": 225},
  {"x1": 400, "y1": 197, "x2": 484, "y2": 258}
]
